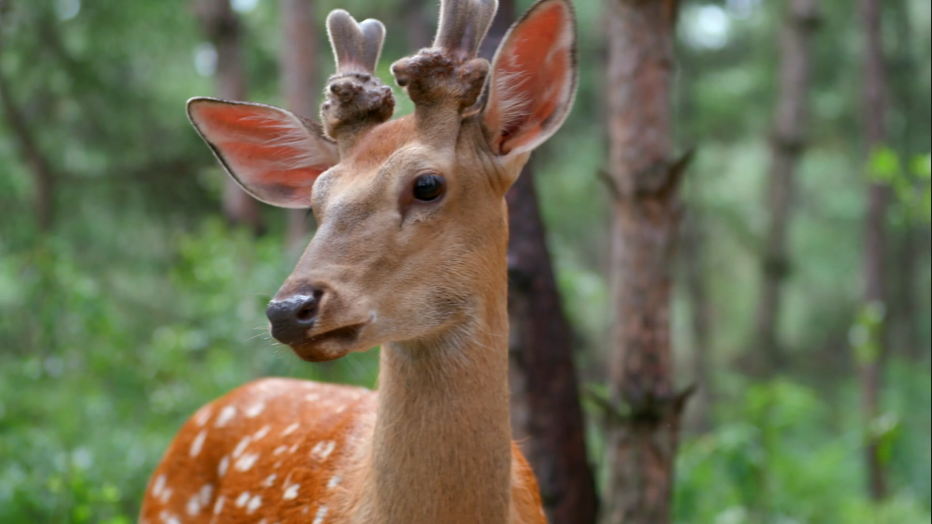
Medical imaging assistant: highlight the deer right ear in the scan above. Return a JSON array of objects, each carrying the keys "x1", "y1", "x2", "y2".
[
  {"x1": 187, "y1": 97, "x2": 339, "y2": 209},
  {"x1": 482, "y1": 0, "x2": 577, "y2": 160}
]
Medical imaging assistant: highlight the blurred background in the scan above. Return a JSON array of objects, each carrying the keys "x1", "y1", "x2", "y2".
[{"x1": 0, "y1": 0, "x2": 929, "y2": 522}]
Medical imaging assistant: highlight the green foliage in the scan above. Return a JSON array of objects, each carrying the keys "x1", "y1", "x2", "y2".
[
  {"x1": 869, "y1": 147, "x2": 932, "y2": 225},
  {"x1": 0, "y1": 221, "x2": 378, "y2": 522},
  {"x1": 675, "y1": 369, "x2": 932, "y2": 524},
  {"x1": 850, "y1": 301, "x2": 887, "y2": 366}
]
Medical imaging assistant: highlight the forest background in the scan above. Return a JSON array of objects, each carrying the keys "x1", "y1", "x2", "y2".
[{"x1": 0, "y1": 0, "x2": 929, "y2": 523}]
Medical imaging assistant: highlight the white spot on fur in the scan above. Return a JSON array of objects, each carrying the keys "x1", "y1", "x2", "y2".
[
  {"x1": 215, "y1": 405, "x2": 237, "y2": 427},
  {"x1": 254, "y1": 425, "x2": 271, "y2": 440},
  {"x1": 273, "y1": 445, "x2": 288, "y2": 455},
  {"x1": 283, "y1": 483, "x2": 300, "y2": 500},
  {"x1": 159, "y1": 488, "x2": 172, "y2": 504},
  {"x1": 152, "y1": 474, "x2": 166, "y2": 497},
  {"x1": 218, "y1": 455, "x2": 230, "y2": 477},
  {"x1": 190, "y1": 430, "x2": 207, "y2": 457},
  {"x1": 232, "y1": 436, "x2": 252, "y2": 458},
  {"x1": 311, "y1": 440, "x2": 336, "y2": 461},
  {"x1": 199, "y1": 484, "x2": 214, "y2": 504},
  {"x1": 327, "y1": 475, "x2": 341, "y2": 489},
  {"x1": 235, "y1": 452, "x2": 260, "y2": 472},
  {"x1": 281, "y1": 422, "x2": 299, "y2": 436},
  {"x1": 247, "y1": 494, "x2": 263, "y2": 514},
  {"x1": 186, "y1": 494, "x2": 202, "y2": 516},
  {"x1": 193, "y1": 405, "x2": 213, "y2": 426},
  {"x1": 213, "y1": 495, "x2": 225, "y2": 515},
  {"x1": 313, "y1": 506, "x2": 329, "y2": 524},
  {"x1": 235, "y1": 491, "x2": 251, "y2": 508},
  {"x1": 158, "y1": 510, "x2": 181, "y2": 524},
  {"x1": 245, "y1": 402, "x2": 265, "y2": 418},
  {"x1": 262, "y1": 473, "x2": 277, "y2": 487},
  {"x1": 288, "y1": 443, "x2": 299, "y2": 454}
]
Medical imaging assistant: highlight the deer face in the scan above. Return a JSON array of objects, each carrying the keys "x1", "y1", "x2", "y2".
[{"x1": 187, "y1": 0, "x2": 577, "y2": 362}]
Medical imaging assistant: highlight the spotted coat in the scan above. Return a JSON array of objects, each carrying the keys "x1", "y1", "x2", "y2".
[{"x1": 139, "y1": 378, "x2": 545, "y2": 524}]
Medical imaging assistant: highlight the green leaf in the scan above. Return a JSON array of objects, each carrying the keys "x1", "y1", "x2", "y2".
[
  {"x1": 912, "y1": 153, "x2": 931, "y2": 180},
  {"x1": 869, "y1": 146, "x2": 900, "y2": 182}
]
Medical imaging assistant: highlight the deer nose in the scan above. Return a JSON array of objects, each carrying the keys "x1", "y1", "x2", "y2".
[{"x1": 266, "y1": 293, "x2": 321, "y2": 344}]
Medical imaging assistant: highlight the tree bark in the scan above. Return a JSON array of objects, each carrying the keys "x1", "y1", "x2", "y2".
[
  {"x1": 603, "y1": 0, "x2": 690, "y2": 522},
  {"x1": 194, "y1": 0, "x2": 263, "y2": 233},
  {"x1": 505, "y1": 165, "x2": 600, "y2": 524},
  {"x1": 888, "y1": 0, "x2": 920, "y2": 361},
  {"x1": 279, "y1": 0, "x2": 317, "y2": 249},
  {"x1": 753, "y1": 0, "x2": 820, "y2": 372},
  {"x1": 859, "y1": 0, "x2": 889, "y2": 502},
  {"x1": 0, "y1": 63, "x2": 55, "y2": 232},
  {"x1": 480, "y1": 3, "x2": 600, "y2": 523}
]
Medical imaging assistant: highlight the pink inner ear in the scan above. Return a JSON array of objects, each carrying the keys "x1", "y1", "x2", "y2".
[
  {"x1": 191, "y1": 101, "x2": 336, "y2": 208},
  {"x1": 487, "y1": 2, "x2": 573, "y2": 155}
]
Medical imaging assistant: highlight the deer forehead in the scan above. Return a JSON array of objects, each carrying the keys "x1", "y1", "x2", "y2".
[{"x1": 312, "y1": 117, "x2": 493, "y2": 213}]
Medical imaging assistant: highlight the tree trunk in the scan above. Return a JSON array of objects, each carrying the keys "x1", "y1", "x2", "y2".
[
  {"x1": 279, "y1": 0, "x2": 317, "y2": 249},
  {"x1": 194, "y1": 0, "x2": 263, "y2": 233},
  {"x1": 480, "y1": 3, "x2": 599, "y2": 523},
  {"x1": 859, "y1": 0, "x2": 889, "y2": 502},
  {"x1": 505, "y1": 165, "x2": 600, "y2": 524},
  {"x1": 0, "y1": 64, "x2": 55, "y2": 232},
  {"x1": 603, "y1": 0, "x2": 690, "y2": 522},
  {"x1": 888, "y1": 0, "x2": 919, "y2": 361},
  {"x1": 753, "y1": 0, "x2": 820, "y2": 372}
]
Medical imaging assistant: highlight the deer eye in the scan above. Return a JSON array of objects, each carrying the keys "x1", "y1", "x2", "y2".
[{"x1": 412, "y1": 174, "x2": 445, "y2": 202}]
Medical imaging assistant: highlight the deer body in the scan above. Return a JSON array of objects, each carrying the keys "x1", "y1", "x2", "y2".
[{"x1": 141, "y1": 1, "x2": 577, "y2": 522}]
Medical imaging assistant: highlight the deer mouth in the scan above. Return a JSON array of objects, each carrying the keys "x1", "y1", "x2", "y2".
[{"x1": 289, "y1": 322, "x2": 367, "y2": 362}]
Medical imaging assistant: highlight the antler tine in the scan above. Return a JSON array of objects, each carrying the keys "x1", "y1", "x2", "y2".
[
  {"x1": 391, "y1": 0, "x2": 498, "y2": 140},
  {"x1": 435, "y1": 0, "x2": 498, "y2": 58},
  {"x1": 320, "y1": 10, "x2": 395, "y2": 153}
]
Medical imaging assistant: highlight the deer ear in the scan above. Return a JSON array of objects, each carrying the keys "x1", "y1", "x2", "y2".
[
  {"x1": 482, "y1": 0, "x2": 577, "y2": 159},
  {"x1": 187, "y1": 97, "x2": 339, "y2": 209}
]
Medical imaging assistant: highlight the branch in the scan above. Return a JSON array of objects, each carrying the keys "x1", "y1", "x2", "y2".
[{"x1": 0, "y1": 49, "x2": 56, "y2": 231}]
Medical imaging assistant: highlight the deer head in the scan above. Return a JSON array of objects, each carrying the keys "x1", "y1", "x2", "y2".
[{"x1": 186, "y1": 0, "x2": 577, "y2": 362}]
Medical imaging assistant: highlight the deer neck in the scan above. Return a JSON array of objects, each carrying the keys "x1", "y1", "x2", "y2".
[{"x1": 359, "y1": 250, "x2": 513, "y2": 523}]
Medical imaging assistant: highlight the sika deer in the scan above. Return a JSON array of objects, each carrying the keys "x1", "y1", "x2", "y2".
[{"x1": 140, "y1": 0, "x2": 577, "y2": 522}]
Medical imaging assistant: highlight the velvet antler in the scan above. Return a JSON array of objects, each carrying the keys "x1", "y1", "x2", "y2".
[
  {"x1": 390, "y1": 0, "x2": 498, "y2": 143},
  {"x1": 320, "y1": 10, "x2": 395, "y2": 153}
]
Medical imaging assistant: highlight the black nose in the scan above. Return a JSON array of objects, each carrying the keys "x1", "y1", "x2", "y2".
[{"x1": 266, "y1": 293, "x2": 321, "y2": 344}]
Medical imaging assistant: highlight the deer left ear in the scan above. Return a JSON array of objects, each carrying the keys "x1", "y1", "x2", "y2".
[
  {"x1": 187, "y1": 97, "x2": 339, "y2": 209},
  {"x1": 482, "y1": 0, "x2": 577, "y2": 159}
]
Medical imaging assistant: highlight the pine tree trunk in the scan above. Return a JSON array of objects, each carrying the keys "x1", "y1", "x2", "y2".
[
  {"x1": 480, "y1": 3, "x2": 600, "y2": 522},
  {"x1": 603, "y1": 0, "x2": 690, "y2": 522},
  {"x1": 753, "y1": 0, "x2": 820, "y2": 372},
  {"x1": 195, "y1": 0, "x2": 263, "y2": 233},
  {"x1": 859, "y1": 0, "x2": 889, "y2": 502},
  {"x1": 279, "y1": 0, "x2": 317, "y2": 248}
]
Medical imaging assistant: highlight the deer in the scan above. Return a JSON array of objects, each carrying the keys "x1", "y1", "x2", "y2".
[{"x1": 139, "y1": 0, "x2": 577, "y2": 522}]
